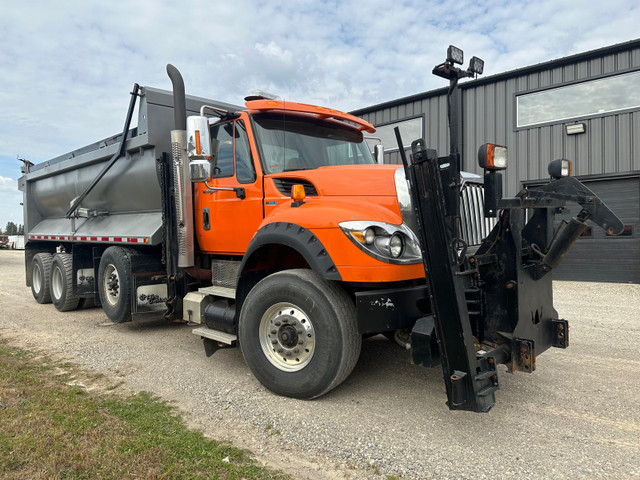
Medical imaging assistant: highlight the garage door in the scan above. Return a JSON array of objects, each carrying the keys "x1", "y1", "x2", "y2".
[{"x1": 524, "y1": 174, "x2": 639, "y2": 283}]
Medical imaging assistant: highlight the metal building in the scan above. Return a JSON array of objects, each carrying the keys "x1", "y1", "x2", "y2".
[{"x1": 353, "y1": 39, "x2": 640, "y2": 283}]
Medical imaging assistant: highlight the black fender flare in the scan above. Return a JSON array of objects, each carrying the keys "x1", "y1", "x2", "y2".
[{"x1": 239, "y1": 222, "x2": 342, "y2": 281}]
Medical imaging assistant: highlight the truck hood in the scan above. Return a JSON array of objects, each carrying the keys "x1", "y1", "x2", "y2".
[{"x1": 270, "y1": 165, "x2": 400, "y2": 197}]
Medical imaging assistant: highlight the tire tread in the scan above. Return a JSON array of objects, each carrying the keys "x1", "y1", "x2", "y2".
[
  {"x1": 51, "y1": 253, "x2": 80, "y2": 312},
  {"x1": 31, "y1": 253, "x2": 53, "y2": 304}
]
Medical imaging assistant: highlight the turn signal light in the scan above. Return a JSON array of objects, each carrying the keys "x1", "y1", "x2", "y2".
[
  {"x1": 291, "y1": 184, "x2": 306, "y2": 202},
  {"x1": 478, "y1": 143, "x2": 508, "y2": 171},
  {"x1": 194, "y1": 130, "x2": 202, "y2": 155}
]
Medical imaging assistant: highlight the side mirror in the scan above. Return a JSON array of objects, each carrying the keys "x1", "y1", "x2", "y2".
[
  {"x1": 374, "y1": 144, "x2": 384, "y2": 164},
  {"x1": 187, "y1": 116, "x2": 216, "y2": 182},
  {"x1": 189, "y1": 160, "x2": 211, "y2": 183}
]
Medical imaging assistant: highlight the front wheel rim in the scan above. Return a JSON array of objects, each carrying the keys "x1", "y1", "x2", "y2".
[
  {"x1": 103, "y1": 264, "x2": 120, "y2": 306},
  {"x1": 258, "y1": 302, "x2": 316, "y2": 372}
]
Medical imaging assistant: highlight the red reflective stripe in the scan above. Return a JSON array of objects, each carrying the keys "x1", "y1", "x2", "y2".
[{"x1": 30, "y1": 235, "x2": 149, "y2": 244}]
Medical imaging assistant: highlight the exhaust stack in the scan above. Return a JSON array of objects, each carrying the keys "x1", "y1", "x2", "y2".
[{"x1": 166, "y1": 64, "x2": 194, "y2": 267}]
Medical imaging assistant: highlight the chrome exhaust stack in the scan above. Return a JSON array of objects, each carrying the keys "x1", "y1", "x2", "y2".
[{"x1": 166, "y1": 64, "x2": 194, "y2": 267}]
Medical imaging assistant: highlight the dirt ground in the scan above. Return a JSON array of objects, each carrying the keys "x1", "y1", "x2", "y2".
[{"x1": 1, "y1": 249, "x2": 639, "y2": 479}]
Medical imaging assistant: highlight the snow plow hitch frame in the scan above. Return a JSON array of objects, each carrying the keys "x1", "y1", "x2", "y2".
[{"x1": 398, "y1": 46, "x2": 624, "y2": 412}]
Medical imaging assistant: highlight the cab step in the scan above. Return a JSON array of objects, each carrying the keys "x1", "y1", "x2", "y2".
[
  {"x1": 192, "y1": 326, "x2": 237, "y2": 357},
  {"x1": 198, "y1": 285, "x2": 236, "y2": 299},
  {"x1": 192, "y1": 326, "x2": 237, "y2": 344}
]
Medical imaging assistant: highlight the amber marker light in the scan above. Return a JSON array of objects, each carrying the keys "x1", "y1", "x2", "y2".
[
  {"x1": 195, "y1": 130, "x2": 202, "y2": 155},
  {"x1": 291, "y1": 184, "x2": 306, "y2": 203}
]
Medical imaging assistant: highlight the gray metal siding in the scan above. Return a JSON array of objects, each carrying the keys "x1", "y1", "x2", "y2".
[
  {"x1": 461, "y1": 46, "x2": 640, "y2": 196},
  {"x1": 359, "y1": 95, "x2": 450, "y2": 166},
  {"x1": 360, "y1": 44, "x2": 640, "y2": 196}
]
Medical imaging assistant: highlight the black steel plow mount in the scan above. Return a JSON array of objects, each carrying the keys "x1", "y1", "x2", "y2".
[{"x1": 397, "y1": 46, "x2": 623, "y2": 412}]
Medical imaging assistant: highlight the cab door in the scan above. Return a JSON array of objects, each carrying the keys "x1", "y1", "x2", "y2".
[{"x1": 194, "y1": 118, "x2": 263, "y2": 254}]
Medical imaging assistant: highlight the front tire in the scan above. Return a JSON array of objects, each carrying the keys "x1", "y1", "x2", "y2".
[
  {"x1": 31, "y1": 253, "x2": 53, "y2": 304},
  {"x1": 98, "y1": 246, "x2": 135, "y2": 323},
  {"x1": 51, "y1": 253, "x2": 80, "y2": 312},
  {"x1": 239, "y1": 269, "x2": 361, "y2": 399}
]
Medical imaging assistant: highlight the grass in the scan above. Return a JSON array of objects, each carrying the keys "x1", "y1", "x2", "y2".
[{"x1": 0, "y1": 339, "x2": 289, "y2": 480}]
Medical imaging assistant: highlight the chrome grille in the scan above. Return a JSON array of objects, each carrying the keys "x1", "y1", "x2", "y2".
[{"x1": 460, "y1": 183, "x2": 497, "y2": 246}]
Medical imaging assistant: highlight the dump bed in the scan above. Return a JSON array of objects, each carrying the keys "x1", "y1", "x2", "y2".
[{"x1": 18, "y1": 87, "x2": 239, "y2": 246}]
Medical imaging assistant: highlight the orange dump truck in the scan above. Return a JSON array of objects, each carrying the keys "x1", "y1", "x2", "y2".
[
  {"x1": 20, "y1": 65, "x2": 437, "y2": 401},
  {"x1": 20, "y1": 52, "x2": 621, "y2": 411}
]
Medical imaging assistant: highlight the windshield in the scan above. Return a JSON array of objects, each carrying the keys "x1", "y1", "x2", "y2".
[{"x1": 251, "y1": 112, "x2": 375, "y2": 174}]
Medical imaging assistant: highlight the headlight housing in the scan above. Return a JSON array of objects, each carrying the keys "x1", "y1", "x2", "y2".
[{"x1": 339, "y1": 221, "x2": 422, "y2": 264}]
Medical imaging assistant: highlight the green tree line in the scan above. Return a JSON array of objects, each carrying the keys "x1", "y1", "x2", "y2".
[{"x1": 0, "y1": 222, "x2": 24, "y2": 235}]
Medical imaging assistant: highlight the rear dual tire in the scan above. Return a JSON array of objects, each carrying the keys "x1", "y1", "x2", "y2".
[
  {"x1": 51, "y1": 253, "x2": 80, "y2": 312},
  {"x1": 31, "y1": 253, "x2": 53, "y2": 304}
]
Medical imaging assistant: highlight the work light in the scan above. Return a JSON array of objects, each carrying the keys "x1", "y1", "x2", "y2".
[
  {"x1": 548, "y1": 159, "x2": 572, "y2": 179},
  {"x1": 478, "y1": 143, "x2": 508, "y2": 171},
  {"x1": 468, "y1": 56, "x2": 484, "y2": 75},
  {"x1": 447, "y1": 45, "x2": 464, "y2": 65}
]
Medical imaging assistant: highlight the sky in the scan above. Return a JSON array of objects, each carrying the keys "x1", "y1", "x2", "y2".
[{"x1": 1, "y1": 0, "x2": 639, "y2": 230}]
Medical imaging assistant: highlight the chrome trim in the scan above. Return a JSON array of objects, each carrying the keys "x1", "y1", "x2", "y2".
[
  {"x1": 394, "y1": 168, "x2": 419, "y2": 236},
  {"x1": 339, "y1": 220, "x2": 422, "y2": 265}
]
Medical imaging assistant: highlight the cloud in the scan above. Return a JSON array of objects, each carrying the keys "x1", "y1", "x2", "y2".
[{"x1": 0, "y1": 0, "x2": 638, "y2": 229}]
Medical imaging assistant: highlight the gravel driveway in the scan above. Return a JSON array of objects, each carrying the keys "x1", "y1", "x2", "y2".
[{"x1": 1, "y1": 249, "x2": 639, "y2": 479}]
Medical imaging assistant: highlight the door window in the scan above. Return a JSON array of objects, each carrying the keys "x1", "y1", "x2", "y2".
[{"x1": 210, "y1": 120, "x2": 256, "y2": 183}]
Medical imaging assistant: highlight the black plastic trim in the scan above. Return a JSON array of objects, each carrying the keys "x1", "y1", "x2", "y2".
[{"x1": 239, "y1": 222, "x2": 341, "y2": 281}]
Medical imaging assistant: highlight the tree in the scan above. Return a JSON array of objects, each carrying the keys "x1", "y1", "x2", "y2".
[
  {"x1": 18, "y1": 224, "x2": 24, "y2": 235},
  {"x1": 4, "y1": 222, "x2": 18, "y2": 235}
]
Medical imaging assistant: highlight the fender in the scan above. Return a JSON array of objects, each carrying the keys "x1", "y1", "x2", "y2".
[{"x1": 239, "y1": 221, "x2": 341, "y2": 281}]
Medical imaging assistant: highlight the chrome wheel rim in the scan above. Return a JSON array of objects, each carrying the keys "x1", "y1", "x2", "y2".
[
  {"x1": 259, "y1": 302, "x2": 315, "y2": 372},
  {"x1": 51, "y1": 265, "x2": 63, "y2": 300},
  {"x1": 103, "y1": 264, "x2": 120, "y2": 306},
  {"x1": 32, "y1": 263, "x2": 42, "y2": 294}
]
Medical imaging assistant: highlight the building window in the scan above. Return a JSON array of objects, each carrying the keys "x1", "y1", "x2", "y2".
[
  {"x1": 516, "y1": 70, "x2": 640, "y2": 128},
  {"x1": 367, "y1": 117, "x2": 423, "y2": 152}
]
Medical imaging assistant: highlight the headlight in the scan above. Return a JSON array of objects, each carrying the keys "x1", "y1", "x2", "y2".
[
  {"x1": 364, "y1": 228, "x2": 376, "y2": 245},
  {"x1": 339, "y1": 221, "x2": 421, "y2": 265},
  {"x1": 389, "y1": 234, "x2": 404, "y2": 258}
]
